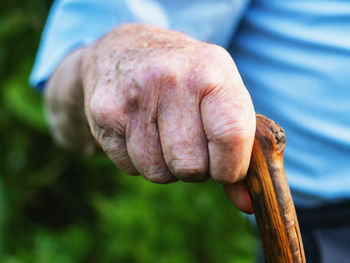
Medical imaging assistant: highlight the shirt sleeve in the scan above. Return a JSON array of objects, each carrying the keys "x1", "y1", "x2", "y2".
[{"x1": 30, "y1": 0, "x2": 250, "y2": 90}]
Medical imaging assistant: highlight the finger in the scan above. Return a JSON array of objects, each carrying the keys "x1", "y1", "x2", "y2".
[
  {"x1": 200, "y1": 59, "x2": 256, "y2": 184},
  {"x1": 158, "y1": 88, "x2": 209, "y2": 182},
  {"x1": 86, "y1": 88, "x2": 139, "y2": 175},
  {"x1": 224, "y1": 182, "x2": 253, "y2": 214},
  {"x1": 126, "y1": 113, "x2": 177, "y2": 184},
  {"x1": 95, "y1": 127, "x2": 140, "y2": 175}
]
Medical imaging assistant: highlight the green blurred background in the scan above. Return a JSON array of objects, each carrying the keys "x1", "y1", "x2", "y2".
[{"x1": 0, "y1": 0, "x2": 257, "y2": 262}]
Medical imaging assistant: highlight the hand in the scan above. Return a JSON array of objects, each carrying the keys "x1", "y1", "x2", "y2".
[{"x1": 45, "y1": 24, "x2": 256, "y2": 213}]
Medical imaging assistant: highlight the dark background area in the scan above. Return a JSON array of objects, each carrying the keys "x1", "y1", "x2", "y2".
[{"x1": 0, "y1": 0, "x2": 256, "y2": 262}]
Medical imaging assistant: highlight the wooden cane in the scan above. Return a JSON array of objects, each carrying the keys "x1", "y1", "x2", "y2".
[{"x1": 245, "y1": 114, "x2": 306, "y2": 263}]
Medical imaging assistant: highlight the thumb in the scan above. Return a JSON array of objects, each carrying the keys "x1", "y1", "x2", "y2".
[{"x1": 224, "y1": 182, "x2": 253, "y2": 214}]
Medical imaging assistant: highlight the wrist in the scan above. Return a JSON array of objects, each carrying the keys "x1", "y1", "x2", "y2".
[
  {"x1": 45, "y1": 47, "x2": 95, "y2": 154},
  {"x1": 45, "y1": 47, "x2": 85, "y2": 110}
]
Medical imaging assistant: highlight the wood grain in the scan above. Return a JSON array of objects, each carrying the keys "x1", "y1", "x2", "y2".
[{"x1": 245, "y1": 114, "x2": 306, "y2": 263}]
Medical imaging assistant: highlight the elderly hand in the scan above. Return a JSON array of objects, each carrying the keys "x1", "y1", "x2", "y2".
[{"x1": 45, "y1": 24, "x2": 256, "y2": 213}]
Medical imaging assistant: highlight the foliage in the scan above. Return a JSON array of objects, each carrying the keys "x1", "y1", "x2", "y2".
[{"x1": 0, "y1": 1, "x2": 257, "y2": 262}]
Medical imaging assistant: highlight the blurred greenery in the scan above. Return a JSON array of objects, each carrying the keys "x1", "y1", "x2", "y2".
[{"x1": 0, "y1": 0, "x2": 257, "y2": 262}]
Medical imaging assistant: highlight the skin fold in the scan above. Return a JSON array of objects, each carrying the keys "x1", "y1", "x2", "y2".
[{"x1": 45, "y1": 24, "x2": 256, "y2": 213}]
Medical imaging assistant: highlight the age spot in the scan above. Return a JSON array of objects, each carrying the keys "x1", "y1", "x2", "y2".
[{"x1": 124, "y1": 79, "x2": 141, "y2": 113}]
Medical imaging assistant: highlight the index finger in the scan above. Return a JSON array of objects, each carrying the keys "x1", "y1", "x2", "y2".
[{"x1": 200, "y1": 48, "x2": 256, "y2": 184}]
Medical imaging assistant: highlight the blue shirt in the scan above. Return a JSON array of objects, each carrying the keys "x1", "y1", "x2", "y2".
[{"x1": 30, "y1": 0, "x2": 350, "y2": 207}]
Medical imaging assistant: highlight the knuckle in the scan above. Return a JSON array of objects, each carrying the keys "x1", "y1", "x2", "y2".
[
  {"x1": 140, "y1": 162, "x2": 176, "y2": 184},
  {"x1": 206, "y1": 44, "x2": 231, "y2": 60},
  {"x1": 202, "y1": 44, "x2": 233, "y2": 70},
  {"x1": 89, "y1": 93, "x2": 114, "y2": 123},
  {"x1": 169, "y1": 159, "x2": 208, "y2": 182},
  {"x1": 212, "y1": 172, "x2": 242, "y2": 185},
  {"x1": 144, "y1": 64, "x2": 177, "y2": 87},
  {"x1": 143, "y1": 170, "x2": 176, "y2": 184},
  {"x1": 210, "y1": 119, "x2": 251, "y2": 146},
  {"x1": 89, "y1": 92, "x2": 124, "y2": 132},
  {"x1": 195, "y1": 45, "x2": 237, "y2": 89}
]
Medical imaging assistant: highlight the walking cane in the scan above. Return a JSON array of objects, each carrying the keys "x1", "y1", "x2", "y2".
[{"x1": 245, "y1": 114, "x2": 306, "y2": 263}]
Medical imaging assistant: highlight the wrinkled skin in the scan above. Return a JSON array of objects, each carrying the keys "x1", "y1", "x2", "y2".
[{"x1": 45, "y1": 24, "x2": 256, "y2": 213}]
